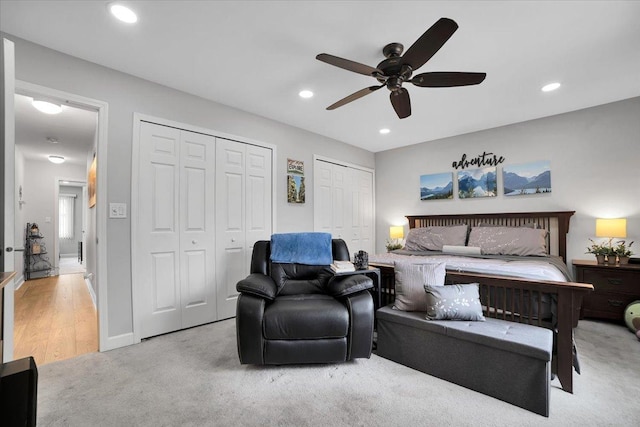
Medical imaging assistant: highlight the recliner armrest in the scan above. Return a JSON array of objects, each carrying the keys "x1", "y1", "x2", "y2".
[
  {"x1": 327, "y1": 274, "x2": 373, "y2": 298},
  {"x1": 237, "y1": 274, "x2": 278, "y2": 300}
]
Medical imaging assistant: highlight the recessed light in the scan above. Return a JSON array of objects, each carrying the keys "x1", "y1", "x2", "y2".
[
  {"x1": 299, "y1": 90, "x2": 314, "y2": 99},
  {"x1": 541, "y1": 82, "x2": 561, "y2": 92},
  {"x1": 48, "y1": 155, "x2": 65, "y2": 164},
  {"x1": 32, "y1": 100, "x2": 62, "y2": 114},
  {"x1": 110, "y1": 3, "x2": 138, "y2": 24},
  {"x1": 379, "y1": 128, "x2": 390, "y2": 134}
]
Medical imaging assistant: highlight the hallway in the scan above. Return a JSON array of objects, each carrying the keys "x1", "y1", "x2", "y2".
[{"x1": 14, "y1": 274, "x2": 97, "y2": 365}]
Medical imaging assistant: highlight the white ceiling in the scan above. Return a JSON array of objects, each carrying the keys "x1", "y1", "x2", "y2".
[
  {"x1": 14, "y1": 94, "x2": 97, "y2": 166},
  {"x1": 2, "y1": 1, "x2": 640, "y2": 153}
]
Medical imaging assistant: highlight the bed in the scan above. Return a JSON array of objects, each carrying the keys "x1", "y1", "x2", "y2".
[{"x1": 368, "y1": 210, "x2": 594, "y2": 394}]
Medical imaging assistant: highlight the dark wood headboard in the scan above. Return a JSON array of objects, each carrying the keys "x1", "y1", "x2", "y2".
[{"x1": 405, "y1": 211, "x2": 575, "y2": 263}]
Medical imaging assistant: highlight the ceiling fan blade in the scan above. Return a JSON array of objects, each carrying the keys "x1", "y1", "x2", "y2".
[
  {"x1": 401, "y1": 18, "x2": 458, "y2": 71},
  {"x1": 327, "y1": 85, "x2": 384, "y2": 110},
  {"x1": 410, "y1": 72, "x2": 487, "y2": 87},
  {"x1": 390, "y1": 88, "x2": 411, "y2": 119},
  {"x1": 316, "y1": 53, "x2": 381, "y2": 77}
]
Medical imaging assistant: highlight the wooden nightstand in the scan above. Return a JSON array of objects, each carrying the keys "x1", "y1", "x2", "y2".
[{"x1": 573, "y1": 259, "x2": 640, "y2": 322}]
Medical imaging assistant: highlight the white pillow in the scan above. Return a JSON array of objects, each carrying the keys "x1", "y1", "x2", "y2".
[{"x1": 393, "y1": 260, "x2": 446, "y2": 311}]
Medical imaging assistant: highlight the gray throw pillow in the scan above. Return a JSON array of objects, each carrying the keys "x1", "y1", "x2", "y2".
[
  {"x1": 467, "y1": 226, "x2": 548, "y2": 256},
  {"x1": 393, "y1": 261, "x2": 446, "y2": 311},
  {"x1": 403, "y1": 224, "x2": 469, "y2": 251},
  {"x1": 424, "y1": 283, "x2": 486, "y2": 321}
]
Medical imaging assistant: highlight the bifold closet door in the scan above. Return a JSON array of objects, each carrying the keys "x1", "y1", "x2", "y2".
[
  {"x1": 137, "y1": 122, "x2": 216, "y2": 339},
  {"x1": 216, "y1": 139, "x2": 272, "y2": 320},
  {"x1": 314, "y1": 159, "x2": 374, "y2": 256}
]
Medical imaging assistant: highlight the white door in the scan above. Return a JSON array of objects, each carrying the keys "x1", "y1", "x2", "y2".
[
  {"x1": 314, "y1": 159, "x2": 333, "y2": 234},
  {"x1": 137, "y1": 122, "x2": 216, "y2": 338},
  {"x1": 2, "y1": 38, "x2": 16, "y2": 362},
  {"x1": 350, "y1": 169, "x2": 374, "y2": 255},
  {"x1": 314, "y1": 158, "x2": 375, "y2": 257},
  {"x1": 215, "y1": 140, "x2": 272, "y2": 319},
  {"x1": 179, "y1": 131, "x2": 216, "y2": 329},
  {"x1": 245, "y1": 144, "x2": 272, "y2": 268}
]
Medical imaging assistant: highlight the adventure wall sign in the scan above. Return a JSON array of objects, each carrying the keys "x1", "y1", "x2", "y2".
[{"x1": 452, "y1": 151, "x2": 505, "y2": 170}]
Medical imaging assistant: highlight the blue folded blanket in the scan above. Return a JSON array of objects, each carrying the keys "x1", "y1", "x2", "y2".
[{"x1": 270, "y1": 232, "x2": 333, "y2": 265}]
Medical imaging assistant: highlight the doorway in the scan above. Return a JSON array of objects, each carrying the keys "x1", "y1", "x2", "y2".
[{"x1": 12, "y1": 86, "x2": 99, "y2": 364}]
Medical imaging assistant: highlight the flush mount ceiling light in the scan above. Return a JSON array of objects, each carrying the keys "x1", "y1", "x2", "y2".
[
  {"x1": 48, "y1": 155, "x2": 65, "y2": 164},
  {"x1": 109, "y1": 3, "x2": 138, "y2": 23},
  {"x1": 379, "y1": 128, "x2": 390, "y2": 134},
  {"x1": 32, "y1": 99, "x2": 62, "y2": 114},
  {"x1": 47, "y1": 137, "x2": 59, "y2": 144},
  {"x1": 298, "y1": 90, "x2": 314, "y2": 99},
  {"x1": 541, "y1": 82, "x2": 561, "y2": 92}
]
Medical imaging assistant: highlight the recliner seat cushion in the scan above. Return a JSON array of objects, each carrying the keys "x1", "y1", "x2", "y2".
[{"x1": 263, "y1": 294, "x2": 349, "y2": 340}]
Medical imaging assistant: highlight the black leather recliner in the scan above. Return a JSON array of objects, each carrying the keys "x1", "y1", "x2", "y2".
[{"x1": 235, "y1": 239, "x2": 374, "y2": 365}]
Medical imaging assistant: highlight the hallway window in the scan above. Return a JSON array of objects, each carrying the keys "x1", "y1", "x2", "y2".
[{"x1": 59, "y1": 194, "x2": 75, "y2": 239}]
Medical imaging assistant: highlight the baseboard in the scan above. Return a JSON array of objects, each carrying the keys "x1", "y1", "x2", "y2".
[
  {"x1": 102, "y1": 332, "x2": 134, "y2": 351},
  {"x1": 14, "y1": 275, "x2": 25, "y2": 290},
  {"x1": 84, "y1": 277, "x2": 97, "y2": 309}
]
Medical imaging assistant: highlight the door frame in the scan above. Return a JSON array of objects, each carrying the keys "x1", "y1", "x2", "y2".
[
  {"x1": 15, "y1": 80, "x2": 110, "y2": 352},
  {"x1": 54, "y1": 179, "x2": 87, "y2": 276},
  {"x1": 131, "y1": 112, "x2": 277, "y2": 344}
]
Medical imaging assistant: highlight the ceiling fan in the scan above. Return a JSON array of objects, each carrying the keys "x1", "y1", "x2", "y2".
[{"x1": 316, "y1": 17, "x2": 486, "y2": 119}]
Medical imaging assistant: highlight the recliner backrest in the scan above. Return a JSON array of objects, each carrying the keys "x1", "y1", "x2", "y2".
[{"x1": 249, "y1": 238, "x2": 351, "y2": 295}]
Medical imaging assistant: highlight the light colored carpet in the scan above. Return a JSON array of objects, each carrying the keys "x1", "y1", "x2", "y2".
[{"x1": 37, "y1": 318, "x2": 639, "y2": 426}]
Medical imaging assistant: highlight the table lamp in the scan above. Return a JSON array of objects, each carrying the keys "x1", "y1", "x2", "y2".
[{"x1": 596, "y1": 218, "x2": 626, "y2": 263}]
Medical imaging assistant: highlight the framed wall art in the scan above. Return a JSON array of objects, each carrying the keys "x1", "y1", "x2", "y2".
[
  {"x1": 287, "y1": 158, "x2": 305, "y2": 203},
  {"x1": 419, "y1": 172, "x2": 453, "y2": 200},
  {"x1": 503, "y1": 160, "x2": 551, "y2": 196},
  {"x1": 457, "y1": 167, "x2": 497, "y2": 199}
]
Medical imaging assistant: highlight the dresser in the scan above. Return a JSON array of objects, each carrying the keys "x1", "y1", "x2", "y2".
[{"x1": 573, "y1": 259, "x2": 640, "y2": 321}]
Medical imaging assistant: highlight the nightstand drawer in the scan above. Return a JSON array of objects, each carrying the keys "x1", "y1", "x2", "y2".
[
  {"x1": 581, "y1": 291, "x2": 639, "y2": 321},
  {"x1": 581, "y1": 269, "x2": 638, "y2": 294}
]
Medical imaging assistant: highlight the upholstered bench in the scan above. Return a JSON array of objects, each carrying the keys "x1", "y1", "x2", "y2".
[{"x1": 376, "y1": 305, "x2": 553, "y2": 416}]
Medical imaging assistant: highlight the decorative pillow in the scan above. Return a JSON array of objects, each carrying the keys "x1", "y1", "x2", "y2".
[
  {"x1": 467, "y1": 226, "x2": 548, "y2": 256},
  {"x1": 393, "y1": 261, "x2": 446, "y2": 311},
  {"x1": 403, "y1": 224, "x2": 468, "y2": 251},
  {"x1": 424, "y1": 283, "x2": 485, "y2": 321}
]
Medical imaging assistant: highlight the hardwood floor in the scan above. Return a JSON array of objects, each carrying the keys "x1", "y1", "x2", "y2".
[{"x1": 14, "y1": 274, "x2": 98, "y2": 365}]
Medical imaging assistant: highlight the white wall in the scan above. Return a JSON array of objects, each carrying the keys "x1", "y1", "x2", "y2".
[
  {"x1": 5, "y1": 33, "x2": 375, "y2": 340},
  {"x1": 374, "y1": 97, "x2": 640, "y2": 271}
]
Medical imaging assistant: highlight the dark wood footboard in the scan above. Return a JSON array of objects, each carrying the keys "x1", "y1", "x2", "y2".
[{"x1": 371, "y1": 264, "x2": 593, "y2": 394}]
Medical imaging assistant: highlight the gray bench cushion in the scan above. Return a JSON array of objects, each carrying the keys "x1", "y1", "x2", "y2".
[{"x1": 377, "y1": 305, "x2": 552, "y2": 361}]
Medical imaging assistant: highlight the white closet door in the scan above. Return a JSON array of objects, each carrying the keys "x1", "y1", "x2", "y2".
[
  {"x1": 331, "y1": 164, "x2": 349, "y2": 240},
  {"x1": 215, "y1": 141, "x2": 272, "y2": 319},
  {"x1": 314, "y1": 160, "x2": 333, "y2": 234},
  {"x1": 179, "y1": 131, "x2": 216, "y2": 329},
  {"x1": 138, "y1": 122, "x2": 182, "y2": 338},
  {"x1": 245, "y1": 144, "x2": 272, "y2": 266},
  {"x1": 215, "y1": 139, "x2": 247, "y2": 319},
  {"x1": 314, "y1": 158, "x2": 374, "y2": 256},
  {"x1": 350, "y1": 169, "x2": 374, "y2": 255}
]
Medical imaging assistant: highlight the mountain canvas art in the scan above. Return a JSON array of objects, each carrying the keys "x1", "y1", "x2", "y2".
[
  {"x1": 458, "y1": 167, "x2": 497, "y2": 198},
  {"x1": 420, "y1": 172, "x2": 454, "y2": 200},
  {"x1": 503, "y1": 161, "x2": 551, "y2": 196}
]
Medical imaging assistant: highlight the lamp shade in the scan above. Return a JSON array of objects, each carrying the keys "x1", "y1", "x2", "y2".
[
  {"x1": 595, "y1": 218, "x2": 626, "y2": 238},
  {"x1": 389, "y1": 226, "x2": 404, "y2": 240}
]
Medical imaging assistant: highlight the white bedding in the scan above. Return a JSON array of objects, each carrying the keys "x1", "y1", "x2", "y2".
[{"x1": 368, "y1": 252, "x2": 568, "y2": 282}]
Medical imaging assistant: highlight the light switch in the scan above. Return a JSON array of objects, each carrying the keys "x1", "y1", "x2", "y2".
[{"x1": 109, "y1": 203, "x2": 127, "y2": 218}]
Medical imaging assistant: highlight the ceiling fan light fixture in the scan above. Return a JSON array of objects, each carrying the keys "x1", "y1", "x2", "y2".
[
  {"x1": 109, "y1": 3, "x2": 138, "y2": 24},
  {"x1": 48, "y1": 155, "x2": 65, "y2": 164},
  {"x1": 379, "y1": 128, "x2": 390, "y2": 134},
  {"x1": 298, "y1": 90, "x2": 314, "y2": 99},
  {"x1": 541, "y1": 82, "x2": 561, "y2": 92},
  {"x1": 32, "y1": 99, "x2": 62, "y2": 114}
]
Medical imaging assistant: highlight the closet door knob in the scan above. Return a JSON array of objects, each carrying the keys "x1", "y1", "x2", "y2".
[
  {"x1": 231, "y1": 238, "x2": 236, "y2": 242},
  {"x1": 192, "y1": 240, "x2": 197, "y2": 245}
]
